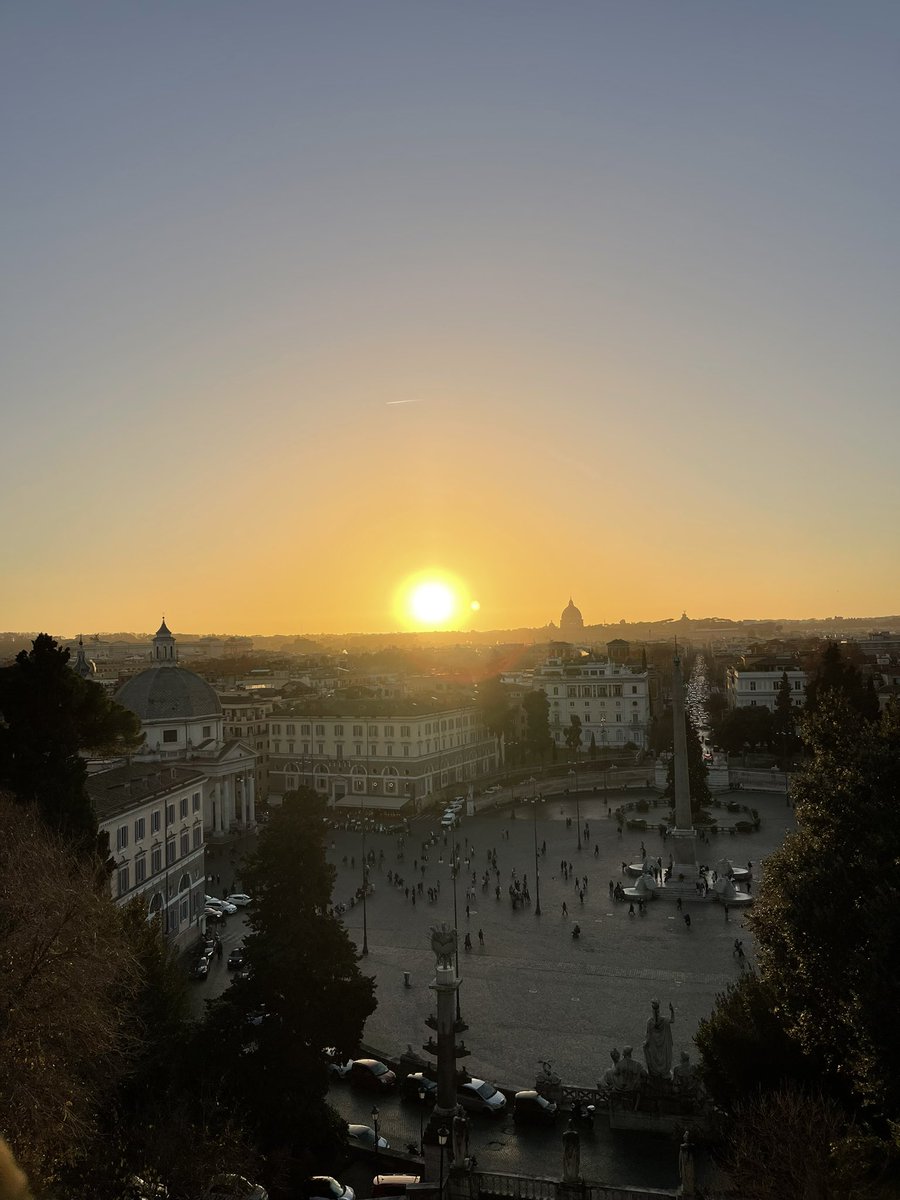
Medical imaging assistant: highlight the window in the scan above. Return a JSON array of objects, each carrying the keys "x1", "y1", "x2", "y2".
[
  {"x1": 117, "y1": 866, "x2": 129, "y2": 896},
  {"x1": 615, "y1": 714, "x2": 622, "y2": 723},
  {"x1": 335, "y1": 724, "x2": 344, "y2": 735},
  {"x1": 302, "y1": 742, "x2": 309, "y2": 754},
  {"x1": 151, "y1": 847, "x2": 162, "y2": 874},
  {"x1": 134, "y1": 817, "x2": 145, "y2": 842},
  {"x1": 368, "y1": 725, "x2": 378, "y2": 736},
  {"x1": 116, "y1": 825, "x2": 128, "y2": 851},
  {"x1": 749, "y1": 681, "x2": 757, "y2": 691},
  {"x1": 272, "y1": 741, "x2": 281, "y2": 753},
  {"x1": 135, "y1": 856, "x2": 146, "y2": 884},
  {"x1": 272, "y1": 724, "x2": 281, "y2": 735},
  {"x1": 403, "y1": 745, "x2": 410, "y2": 756},
  {"x1": 387, "y1": 745, "x2": 393, "y2": 756},
  {"x1": 317, "y1": 742, "x2": 324, "y2": 755},
  {"x1": 400, "y1": 725, "x2": 410, "y2": 737},
  {"x1": 179, "y1": 796, "x2": 188, "y2": 819},
  {"x1": 180, "y1": 831, "x2": 190, "y2": 857},
  {"x1": 315, "y1": 724, "x2": 325, "y2": 736},
  {"x1": 166, "y1": 839, "x2": 177, "y2": 864},
  {"x1": 353, "y1": 725, "x2": 363, "y2": 737},
  {"x1": 301, "y1": 724, "x2": 310, "y2": 735},
  {"x1": 632, "y1": 713, "x2": 639, "y2": 723},
  {"x1": 793, "y1": 680, "x2": 802, "y2": 690},
  {"x1": 355, "y1": 743, "x2": 362, "y2": 755},
  {"x1": 180, "y1": 899, "x2": 189, "y2": 922},
  {"x1": 286, "y1": 724, "x2": 295, "y2": 735},
  {"x1": 166, "y1": 804, "x2": 175, "y2": 826},
  {"x1": 632, "y1": 686, "x2": 638, "y2": 694},
  {"x1": 202, "y1": 725, "x2": 211, "y2": 738},
  {"x1": 192, "y1": 825, "x2": 202, "y2": 849},
  {"x1": 163, "y1": 729, "x2": 178, "y2": 743},
  {"x1": 385, "y1": 725, "x2": 394, "y2": 736},
  {"x1": 287, "y1": 741, "x2": 294, "y2": 753},
  {"x1": 370, "y1": 744, "x2": 377, "y2": 756},
  {"x1": 192, "y1": 792, "x2": 200, "y2": 812},
  {"x1": 335, "y1": 743, "x2": 343, "y2": 759}
]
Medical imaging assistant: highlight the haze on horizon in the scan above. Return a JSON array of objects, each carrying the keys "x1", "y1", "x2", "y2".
[{"x1": 2, "y1": 2, "x2": 898, "y2": 637}]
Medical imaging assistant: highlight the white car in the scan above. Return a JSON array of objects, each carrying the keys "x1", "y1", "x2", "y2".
[
  {"x1": 205, "y1": 896, "x2": 238, "y2": 914},
  {"x1": 440, "y1": 812, "x2": 457, "y2": 828},
  {"x1": 226, "y1": 893, "x2": 252, "y2": 907},
  {"x1": 347, "y1": 1124, "x2": 390, "y2": 1150},
  {"x1": 447, "y1": 801, "x2": 464, "y2": 814},
  {"x1": 457, "y1": 1078, "x2": 506, "y2": 1115},
  {"x1": 484, "y1": 785, "x2": 501, "y2": 795}
]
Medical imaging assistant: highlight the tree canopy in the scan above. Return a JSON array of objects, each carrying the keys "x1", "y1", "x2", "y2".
[
  {"x1": 197, "y1": 789, "x2": 376, "y2": 1174},
  {"x1": 804, "y1": 642, "x2": 880, "y2": 726},
  {"x1": 0, "y1": 634, "x2": 142, "y2": 852},
  {"x1": 522, "y1": 688, "x2": 553, "y2": 760}
]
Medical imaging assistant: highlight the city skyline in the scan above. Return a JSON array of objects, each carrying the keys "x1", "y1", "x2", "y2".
[{"x1": 3, "y1": 3, "x2": 899, "y2": 635}]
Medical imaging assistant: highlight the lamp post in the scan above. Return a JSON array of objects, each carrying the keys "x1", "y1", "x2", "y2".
[
  {"x1": 438, "y1": 1125, "x2": 449, "y2": 1196},
  {"x1": 418, "y1": 1084, "x2": 426, "y2": 1154},
  {"x1": 371, "y1": 1106, "x2": 380, "y2": 1176},
  {"x1": 568, "y1": 767, "x2": 581, "y2": 851},
  {"x1": 450, "y1": 838, "x2": 461, "y2": 1019},
  {"x1": 530, "y1": 787, "x2": 542, "y2": 916}
]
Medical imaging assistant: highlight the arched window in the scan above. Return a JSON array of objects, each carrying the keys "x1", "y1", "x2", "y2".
[
  {"x1": 178, "y1": 872, "x2": 191, "y2": 893},
  {"x1": 148, "y1": 892, "x2": 164, "y2": 917}
]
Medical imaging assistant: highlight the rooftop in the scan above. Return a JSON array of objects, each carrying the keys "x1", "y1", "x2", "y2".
[{"x1": 87, "y1": 762, "x2": 205, "y2": 821}]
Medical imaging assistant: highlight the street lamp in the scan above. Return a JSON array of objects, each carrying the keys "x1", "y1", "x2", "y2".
[
  {"x1": 450, "y1": 838, "x2": 461, "y2": 1020},
  {"x1": 438, "y1": 1125, "x2": 449, "y2": 1196},
  {"x1": 531, "y1": 796, "x2": 542, "y2": 916},
  {"x1": 361, "y1": 799, "x2": 369, "y2": 957},
  {"x1": 568, "y1": 766, "x2": 581, "y2": 851},
  {"x1": 371, "y1": 1106, "x2": 380, "y2": 1175},
  {"x1": 418, "y1": 1084, "x2": 426, "y2": 1154}
]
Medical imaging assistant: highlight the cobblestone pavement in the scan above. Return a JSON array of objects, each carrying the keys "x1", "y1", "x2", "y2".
[{"x1": 328, "y1": 789, "x2": 796, "y2": 1092}]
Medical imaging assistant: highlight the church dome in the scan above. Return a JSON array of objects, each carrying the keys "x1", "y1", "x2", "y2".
[
  {"x1": 560, "y1": 598, "x2": 585, "y2": 635},
  {"x1": 115, "y1": 666, "x2": 222, "y2": 721}
]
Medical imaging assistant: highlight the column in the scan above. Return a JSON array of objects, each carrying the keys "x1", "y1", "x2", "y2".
[{"x1": 223, "y1": 776, "x2": 234, "y2": 832}]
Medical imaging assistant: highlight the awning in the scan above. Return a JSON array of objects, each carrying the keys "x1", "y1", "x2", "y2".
[{"x1": 332, "y1": 793, "x2": 412, "y2": 811}]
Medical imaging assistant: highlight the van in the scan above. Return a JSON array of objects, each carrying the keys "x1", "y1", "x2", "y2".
[{"x1": 371, "y1": 1176, "x2": 421, "y2": 1197}]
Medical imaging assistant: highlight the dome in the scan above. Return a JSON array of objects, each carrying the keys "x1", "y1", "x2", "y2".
[
  {"x1": 115, "y1": 666, "x2": 222, "y2": 721},
  {"x1": 560, "y1": 597, "x2": 585, "y2": 635}
]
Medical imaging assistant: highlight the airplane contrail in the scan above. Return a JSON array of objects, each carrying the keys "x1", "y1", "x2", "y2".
[{"x1": 386, "y1": 398, "x2": 425, "y2": 405}]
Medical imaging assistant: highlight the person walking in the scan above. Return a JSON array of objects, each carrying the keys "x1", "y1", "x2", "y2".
[
  {"x1": 478, "y1": 927, "x2": 484, "y2": 946},
  {"x1": 683, "y1": 912, "x2": 692, "y2": 928},
  {"x1": 562, "y1": 901, "x2": 568, "y2": 917},
  {"x1": 724, "y1": 903, "x2": 730, "y2": 921}
]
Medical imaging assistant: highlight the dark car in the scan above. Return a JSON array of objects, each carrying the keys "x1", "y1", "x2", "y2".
[
  {"x1": 227, "y1": 948, "x2": 245, "y2": 971},
  {"x1": 190, "y1": 955, "x2": 210, "y2": 980},
  {"x1": 512, "y1": 1090, "x2": 558, "y2": 1125},
  {"x1": 399, "y1": 1071, "x2": 437, "y2": 1103},
  {"x1": 348, "y1": 1059, "x2": 397, "y2": 1091}
]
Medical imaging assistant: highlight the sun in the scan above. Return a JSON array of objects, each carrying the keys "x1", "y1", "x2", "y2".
[
  {"x1": 410, "y1": 581, "x2": 455, "y2": 625},
  {"x1": 395, "y1": 569, "x2": 468, "y2": 630}
]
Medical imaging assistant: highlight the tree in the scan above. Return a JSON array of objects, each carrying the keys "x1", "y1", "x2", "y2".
[
  {"x1": 696, "y1": 696, "x2": 900, "y2": 1193},
  {"x1": 772, "y1": 671, "x2": 798, "y2": 764},
  {"x1": 0, "y1": 795, "x2": 140, "y2": 1189},
  {"x1": 197, "y1": 789, "x2": 376, "y2": 1174},
  {"x1": 564, "y1": 715, "x2": 583, "y2": 754},
  {"x1": 712, "y1": 705, "x2": 774, "y2": 755},
  {"x1": 522, "y1": 689, "x2": 553, "y2": 761},
  {"x1": 0, "y1": 635, "x2": 142, "y2": 854},
  {"x1": 805, "y1": 642, "x2": 880, "y2": 726},
  {"x1": 477, "y1": 676, "x2": 515, "y2": 758}
]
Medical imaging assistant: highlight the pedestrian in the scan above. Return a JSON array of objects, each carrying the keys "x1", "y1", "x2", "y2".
[
  {"x1": 676, "y1": 896, "x2": 683, "y2": 912},
  {"x1": 478, "y1": 927, "x2": 484, "y2": 946},
  {"x1": 464, "y1": 932, "x2": 472, "y2": 951},
  {"x1": 411, "y1": 891, "x2": 416, "y2": 907},
  {"x1": 628, "y1": 902, "x2": 635, "y2": 915},
  {"x1": 724, "y1": 903, "x2": 729, "y2": 921},
  {"x1": 684, "y1": 913, "x2": 692, "y2": 928},
  {"x1": 594, "y1": 844, "x2": 599, "y2": 858},
  {"x1": 579, "y1": 890, "x2": 584, "y2": 905},
  {"x1": 466, "y1": 904, "x2": 470, "y2": 920},
  {"x1": 562, "y1": 901, "x2": 568, "y2": 917},
  {"x1": 609, "y1": 880, "x2": 614, "y2": 896}
]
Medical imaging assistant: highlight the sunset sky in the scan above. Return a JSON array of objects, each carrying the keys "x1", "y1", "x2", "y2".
[{"x1": 2, "y1": 2, "x2": 899, "y2": 636}]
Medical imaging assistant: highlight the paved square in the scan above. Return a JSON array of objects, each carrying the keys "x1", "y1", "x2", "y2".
[{"x1": 329, "y1": 787, "x2": 795, "y2": 1093}]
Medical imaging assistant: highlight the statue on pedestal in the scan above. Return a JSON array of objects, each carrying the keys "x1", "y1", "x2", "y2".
[
  {"x1": 673, "y1": 1051, "x2": 699, "y2": 1095},
  {"x1": 562, "y1": 1122, "x2": 580, "y2": 1183},
  {"x1": 429, "y1": 923, "x2": 457, "y2": 969},
  {"x1": 643, "y1": 998, "x2": 675, "y2": 1077},
  {"x1": 602, "y1": 1047, "x2": 621, "y2": 1090},
  {"x1": 617, "y1": 1046, "x2": 647, "y2": 1091}
]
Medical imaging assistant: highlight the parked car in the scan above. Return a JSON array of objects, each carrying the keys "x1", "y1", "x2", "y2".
[
  {"x1": 226, "y1": 893, "x2": 252, "y2": 907},
  {"x1": 348, "y1": 1059, "x2": 396, "y2": 1091},
  {"x1": 347, "y1": 1124, "x2": 390, "y2": 1151},
  {"x1": 204, "y1": 1175, "x2": 267, "y2": 1200},
  {"x1": 484, "y1": 785, "x2": 501, "y2": 795},
  {"x1": 325, "y1": 1048, "x2": 354, "y2": 1079},
  {"x1": 306, "y1": 1177, "x2": 354, "y2": 1200},
  {"x1": 457, "y1": 1078, "x2": 506, "y2": 1115},
  {"x1": 227, "y1": 948, "x2": 245, "y2": 971},
  {"x1": 512, "y1": 1089, "x2": 558, "y2": 1125},
  {"x1": 189, "y1": 956, "x2": 210, "y2": 980},
  {"x1": 203, "y1": 907, "x2": 226, "y2": 924},
  {"x1": 440, "y1": 812, "x2": 457, "y2": 829},
  {"x1": 205, "y1": 896, "x2": 238, "y2": 914},
  {"x1": 371, "y1": 1176, "x2": 420, "y2": 1197},
  {"x1": 446, "y1": 801, "x2": 464, "y2": 813},
  {"x1": 399, "y1": 1071, "x2": 437, "y2": 1103}
]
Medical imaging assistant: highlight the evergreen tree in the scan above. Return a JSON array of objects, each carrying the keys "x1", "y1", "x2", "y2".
[
  {"x1": 564, "y1": 714, "x2": 583, "y2": 754},
  {"x1": 0, "y1": 634, "x2": 142, "y2": 854},
  {"x1": 198, "y1": 789, "x2": 376, "y2": 1171},
  {"x1": 522, "y1": 688, "x2": 553, "y2": 761},
  {"x1": 804, "y1": 642, "x2": 880, "y2": 726},
  {"x1": 772, "y1": 670, "x2": 797, "y2": 764},
  {"x1": 477, "y1": 675, "x2": 514, "y2": 759}
]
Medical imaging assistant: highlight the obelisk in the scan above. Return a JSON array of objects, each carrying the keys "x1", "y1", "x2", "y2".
[{"x1": 669, "y1": 651, "x2": 697, "y2": 885}]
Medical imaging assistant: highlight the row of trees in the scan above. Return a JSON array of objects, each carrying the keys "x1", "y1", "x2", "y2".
[{"x1": 0, "y1": 637, "x2": 375, "y2": 1197}]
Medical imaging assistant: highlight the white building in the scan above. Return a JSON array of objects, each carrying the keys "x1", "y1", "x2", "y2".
[
  {"x1": 267, "y1": 700, "x2": 497, "y2": 815},
  {"x1": 532, "y1": 658, "x2": 653, "y2": 751},
  {"x1": 88, "y1": 762, "x2": 207, "y2": 951},
  {"x1": 725, "y1": 665, "x2": 807, "y2": 711},
  {"x1": 115, "y1": 621, "x2": 258, "y2": 839}
]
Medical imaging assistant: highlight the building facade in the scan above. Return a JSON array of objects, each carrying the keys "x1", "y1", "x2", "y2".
[
  {"x1": 89, "y1": 762, "x2": 207, "y2": 952},
  {"x1": 267, "y1": 701, "x2": 498, "y2": 813},
  {"x1": 532, "y1": 658, "x2": 653, "y2": 751},
  {"x1": 725, "y1": 666, "x2": 807, "y2": 711}
]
